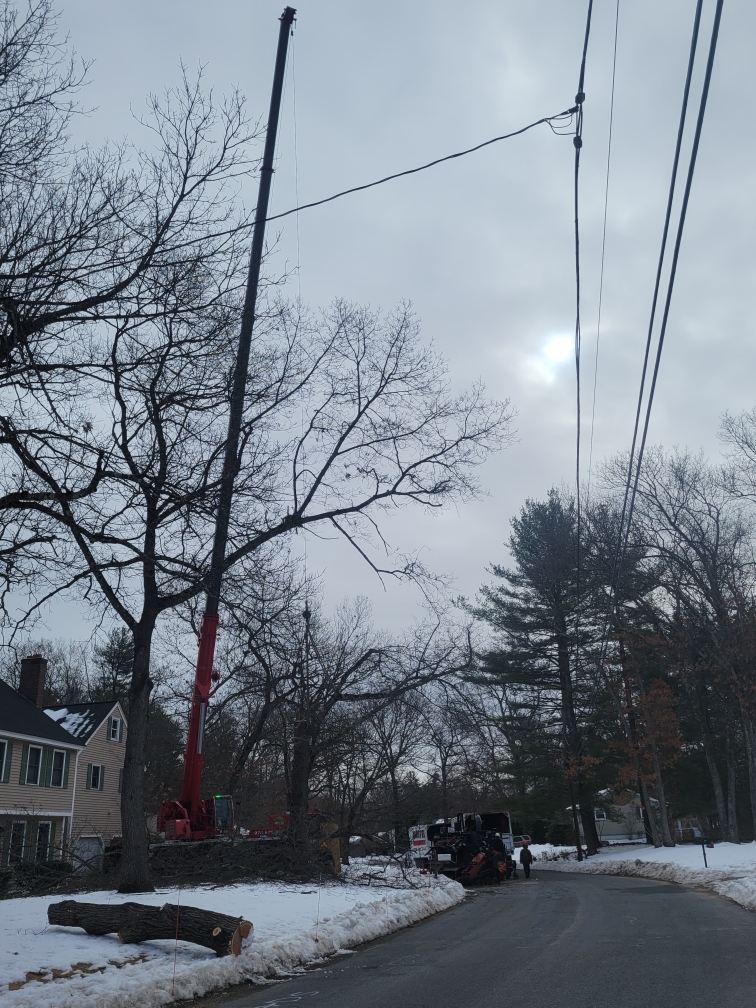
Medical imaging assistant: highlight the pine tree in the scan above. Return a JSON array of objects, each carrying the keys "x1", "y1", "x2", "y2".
[
  {"x1": 470, "y1": 489, "x2": 602, "y2": 854},
  {"x1": 92, "y1": 628, "x2": 134, "y2": 704}
]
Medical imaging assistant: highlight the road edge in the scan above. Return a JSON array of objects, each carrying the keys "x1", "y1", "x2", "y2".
[{"x1": 537, "y1": 856, "x2": 756, "y2": 912}]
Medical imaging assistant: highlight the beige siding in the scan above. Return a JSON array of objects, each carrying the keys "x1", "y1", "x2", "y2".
[
  {"x1": 71, "y1": 704, "x2": 126, "y2": 842},
  {"x1": 0, "y1": 737, "x2": 78, "y2": 863},
  {"x1": 0, "y1": 734, "x2": 77, "y2": 816}
]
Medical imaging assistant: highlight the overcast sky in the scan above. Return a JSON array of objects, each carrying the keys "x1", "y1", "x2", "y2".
[{"x1": 36, "y1": 0, "x2": 756, "y2": 637}]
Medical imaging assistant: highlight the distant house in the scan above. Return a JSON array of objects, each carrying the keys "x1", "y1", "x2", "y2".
[
  {"x1": 44, "y1": 698, "x2": 127, "y2": 868},
  {"x1": 0, "y1": 657, "x2": 83, "y2": 865},
  {"x1": 0, "y1": 653, "x2": 127, "y2": 870},
  {"x1": 572, "y1": 792, "x2": 647, "y2": 843}
]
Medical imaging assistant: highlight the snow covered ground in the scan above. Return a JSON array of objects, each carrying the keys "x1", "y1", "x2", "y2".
[
  {"x1": 0, "y1": 872, "x2": 465, "y2": 1008},
  {"x1": 530, "y1": 839, "x2": 756, "y2": 914}
]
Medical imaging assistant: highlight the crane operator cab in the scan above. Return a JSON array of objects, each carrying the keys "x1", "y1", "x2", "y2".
[{"x1": 159, "y1": 794, "x2": 235, "y2": 841}]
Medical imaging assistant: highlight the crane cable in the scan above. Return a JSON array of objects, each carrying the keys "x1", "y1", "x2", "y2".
[{"x1": 598, "y1": 0, "x2": 724, "y2": 666}]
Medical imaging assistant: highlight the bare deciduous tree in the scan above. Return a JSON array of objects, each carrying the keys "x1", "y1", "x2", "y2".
[{"x1": 0, "y1": 297, "x2": 511, "y2": 889}]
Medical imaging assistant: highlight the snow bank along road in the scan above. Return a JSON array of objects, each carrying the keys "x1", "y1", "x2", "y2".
[
  {"x1": 0, "y1": 875, "x2": 464, "y2": 1007},
  {"x1": 533, "y1": 840, "x2": 756, "y2": 913},
  {"x1": 193, "y1": 870, "x2": 756, "y2": 1008}
]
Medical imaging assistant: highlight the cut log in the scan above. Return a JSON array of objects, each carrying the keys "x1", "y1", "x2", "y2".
[{"x1": 48, "y1": 900, "x2": 252, "y2": 956}]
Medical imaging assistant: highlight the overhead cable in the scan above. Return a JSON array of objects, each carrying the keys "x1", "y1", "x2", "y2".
[
  {"x1": 599, "y1": 0, "x2": 724, "y2": 662},
  {"x1": 573, "y1": 0, "x2": 594, "y2": 671},
  {"x1": 263, "y1": 108, "x2": 578, "y2": 224},
  {"x1": 586, "y1": 0, "x2": 621, "y2": 505}
]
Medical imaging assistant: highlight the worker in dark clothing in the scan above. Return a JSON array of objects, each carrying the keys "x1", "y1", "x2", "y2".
[
  {"x1": 489, "y1": 832, "x2": 505, "y2": 855},
  {"x1": 519, "y1": 842, "x2": 534, "y2": 878}
]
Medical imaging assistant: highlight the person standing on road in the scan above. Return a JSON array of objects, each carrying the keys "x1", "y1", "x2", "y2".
[{"x1": 519, "y1": 842, "x2": 534, "y2": 879}]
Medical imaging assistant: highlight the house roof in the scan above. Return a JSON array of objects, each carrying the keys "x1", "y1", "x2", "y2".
[
  {"x1": 44, "y1": 701, "x2": 122, "y2": 743},
  {"x1": 0, "y1": 678, "x2": 81, "y2": 746}
]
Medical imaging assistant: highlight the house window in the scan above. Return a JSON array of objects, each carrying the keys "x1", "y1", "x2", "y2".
[
  {"x1": 594, "y1": 808, "x2": 607, "y2": 821},
  {"x1": 9, "y1": 820, "x2": 26, "y2": 863},
  {"x1": 109, "y1": 717, "x2": 123, "y2": 742},
  {"x1": 50, "y1": 750, "x2": 65, "y2": 788},
  {"x1": 26, "y1": 746, "x2": 42, "y2": 785},
  {"x1": 87, "y1": 764, "x2": 104, "y2": 790},
  {"x1": 35, "y1": 822, "x2": 52, "y2": 862}
]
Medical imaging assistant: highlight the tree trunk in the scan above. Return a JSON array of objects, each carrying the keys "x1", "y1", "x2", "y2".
[
  {"x1": 638, "y1": 776, "x2": 661, "y2": 846},
  {"x1": 439, "y1": 753, "x2": 449, "y2": 820},
  {"x1": 341, "y1": 810, "x2": 357, "y2": 865},
  {"x1": 118, "y1": 621, "x2": 156, "y2": 893},
  {"x1": 578, "y1": 783, "x2": 601, "y2": 855},
  {"x1": 225, "y1": 699, "x2": 276, "y2": 795},
  {"x1": 696, "y1": 691, "x2": 728, "y2": 840},
  {"x1": 649, "y1": 739, "x2": 675, "y2": 846},
  {"x1": 726, "y1": 721, "x2": 740, "y2": 843},
  {"x1": 286, "y1": 727, "x2": 312, "y2": 849},
  {"x1": 48, "y1": 900, "x2": 252, "y2": 956},
  {"x1": 557, "y1": 618, "x2": 597, "y2": 854},
  {"x1": 741, "y1": 714, "x2": 756, "y2": 839},
  {"x1": 618, "y1": 654, "x2": 662, "y2": 848},
  {"x1": 389, "y1": 766, "x2": 407, "y2": 852}
]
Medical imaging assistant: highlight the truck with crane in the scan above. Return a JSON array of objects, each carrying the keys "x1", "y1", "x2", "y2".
[{"x1": 409, "y1": 811, "x2": 515, "y2": 882}]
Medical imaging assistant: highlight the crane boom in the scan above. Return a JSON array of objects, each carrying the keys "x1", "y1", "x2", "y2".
[{"x1": 159, "y1": 6, "x2": 297, "y2": 842}]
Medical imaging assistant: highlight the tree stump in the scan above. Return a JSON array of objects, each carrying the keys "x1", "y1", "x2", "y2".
[{"x1": 48, "y1": 900, "x2": 252, "y2": 956}]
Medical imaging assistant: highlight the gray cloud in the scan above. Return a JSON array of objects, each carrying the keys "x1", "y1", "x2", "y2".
[{"x1": 38, "y1": 0, "x2": 755, "y2": 633}]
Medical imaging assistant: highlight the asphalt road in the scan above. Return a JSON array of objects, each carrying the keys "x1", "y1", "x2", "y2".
[{"x1": 196, "y1": 869, "x2": 756, "y2": 1008}]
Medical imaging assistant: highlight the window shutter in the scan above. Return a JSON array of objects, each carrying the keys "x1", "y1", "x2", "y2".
[
  {"x1": 1, "y1": 741, "x2": 10, "y2": 783},
  {"x1": 118, "y1": 719, "x2": 123, "y2": 742},
  {"x1": 41, "y1": 748, "x2": 52, "y2": 788},
  {"x1": 99, "y1": 767, "x2": 105, "y2": 791},
  {"x1": 19, "y1": 744, "x2": 29, "y2": 785},
  {"x1": 86, "y1": 763, "x2": 93, "y2": 790},
  {"x1": 62, "y1": 751, "x2": 70, "y2": 789},
  {"x1": 107, "y1": 716, "x2": 113, "y2": 739}
]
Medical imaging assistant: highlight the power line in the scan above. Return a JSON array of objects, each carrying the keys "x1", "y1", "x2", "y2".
[
  {"x1": 613, "y1": 0, "x2": 704, "y2": 573},
  {"x1": 573, "y1": 0, "x2": 594, "y2": 675},
  {"x1": 570, "y1": 0, "x2": 594, "y2": 862},
  {"x1": 621, "y1": 0, "x2": 725, "y2": 555},
  {"x1": 263, "y1": 108, "x2": 578, "y2": 225},
  {"x1": 573, "y1": 0, "x2": 594, "y2": 525},
  {"x1": 587, "y1": 0, "x2": 621, "y2": 505},
  {"x1": 599, "y1": 0, "x2": 723, "y2": 664}
]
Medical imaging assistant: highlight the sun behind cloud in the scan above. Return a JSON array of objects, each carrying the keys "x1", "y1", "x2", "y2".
[{"x1": 543, "y1": 335, "x2": 573, "y2": 362}]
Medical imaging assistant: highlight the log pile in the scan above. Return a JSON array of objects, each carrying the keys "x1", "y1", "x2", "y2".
[{"x1": 48, "y1": 900, "x2": 252, "y2": 956}]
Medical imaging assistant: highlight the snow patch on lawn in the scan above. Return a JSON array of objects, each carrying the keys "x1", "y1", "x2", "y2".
[
  {"x1": 1, "y1": 873, "x2": 465, "y2": 1007},
  {"x1": 535, "y1": 840, "x2": 756, "y2": 913}
]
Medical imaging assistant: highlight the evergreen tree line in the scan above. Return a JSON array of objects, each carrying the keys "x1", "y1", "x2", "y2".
[{"x1": 470, "y1": 421, "x2": 756, "y2": 854}]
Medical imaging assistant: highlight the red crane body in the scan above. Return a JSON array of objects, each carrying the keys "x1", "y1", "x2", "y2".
[{"x1": 158, "y1": 615, "x2": 224, "y2": 840}]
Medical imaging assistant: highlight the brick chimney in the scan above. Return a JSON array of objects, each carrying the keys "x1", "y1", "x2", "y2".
[{"x1": 19, "y1": 654, "x2": 47, "y2": 707}]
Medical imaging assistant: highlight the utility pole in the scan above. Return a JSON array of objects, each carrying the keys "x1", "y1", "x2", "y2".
[{"x1": 178, "y1": 6, "x2": 297, "y2": 823}]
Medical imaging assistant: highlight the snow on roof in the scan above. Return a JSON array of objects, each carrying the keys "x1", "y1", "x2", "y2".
[{"x1": 44, "y1": 705, "x2": 102, "y2": 737}]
